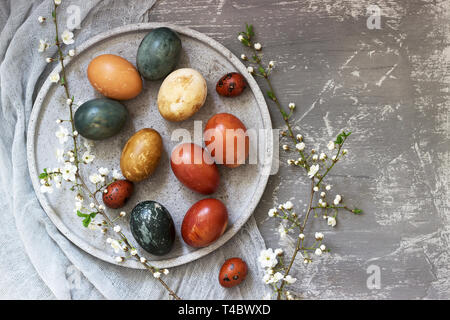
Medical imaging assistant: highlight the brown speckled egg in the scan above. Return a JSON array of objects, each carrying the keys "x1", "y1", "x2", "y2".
[
  {"x1": 216, "y1": 72, "x2": 247, "y2": 97},
  {"x1": 219, "y1": 257, "x2": 248, "y2": 288},
  {"x1": 102, "y1": 180, "x2": 134, "y2": 209}
]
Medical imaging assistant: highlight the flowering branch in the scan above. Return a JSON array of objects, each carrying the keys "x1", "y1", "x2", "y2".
[
  {"x1": 239, "y1": 24, "x2": 363, "y2": 300},
  {"x1": 38, "y1": 0, "x2": 180, "y2": 300}
]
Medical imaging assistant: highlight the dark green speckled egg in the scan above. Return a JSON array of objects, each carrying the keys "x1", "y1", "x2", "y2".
[
  {"x1": 74, "y1": 98, "x2": 128, "y2": 140},
  {"x1": 136, "y1": 27, "x2": 182, "y2": 80},
  {"x1": 130, "y1": 201, "x2": 175, "y2": 256}
]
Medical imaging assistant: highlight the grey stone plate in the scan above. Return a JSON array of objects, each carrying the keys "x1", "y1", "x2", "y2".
[{"x1": 27, "y1": 23, "x2": 272, "y2": 269}]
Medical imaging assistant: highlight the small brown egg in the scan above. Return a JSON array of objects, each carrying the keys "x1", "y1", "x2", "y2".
[
  {"x1": 87, "y1": 54, "x2": 142, "y2": 100},
  {"x1": 102, "y1": 180, "x2": 134, "y2": 209},
  {"x1": 219, "y1": 258, "x2": 248, "y2": 288},
  {"x1": 216, "y1": 72, "x2": 247, "y2": 97}
]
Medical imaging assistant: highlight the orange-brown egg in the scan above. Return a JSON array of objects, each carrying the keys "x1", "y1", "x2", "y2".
[{"x1": 87, "y1": 54, "x2": 143, "y2": 100}]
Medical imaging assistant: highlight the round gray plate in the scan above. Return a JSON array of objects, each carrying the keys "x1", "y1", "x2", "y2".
[{"x1": 27, "y1": 23, "x2": 272, "y2": 269}]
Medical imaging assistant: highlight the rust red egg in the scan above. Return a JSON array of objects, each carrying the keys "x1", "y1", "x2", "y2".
[
  {"x1": 216, "y1": 72, "x2": 247, "y2": 97},
  {"x1": 204, "y1": 113, "x2": 249, "y2": 168},
  {"x1": 181, "y1": 198, "x2": 228, "y2": 247},
  {"x1": 219, "y1": 257, "x2": 248, "y2": 288},
  {"x1": 170, "y1": 143, "x2": 220, "y2": 195},
  {"x1": 102, "y1": 180, "x2": 134, "y2": 209}
]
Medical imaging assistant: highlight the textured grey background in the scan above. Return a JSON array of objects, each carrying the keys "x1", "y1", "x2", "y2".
[{"x1": 144, "y1": 0, "x2": 449, "y2": 299}]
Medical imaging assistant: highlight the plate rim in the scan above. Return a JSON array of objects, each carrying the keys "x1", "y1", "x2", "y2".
[{"x1": 27, "y1": 22, "x2": 273, "y2": 269}]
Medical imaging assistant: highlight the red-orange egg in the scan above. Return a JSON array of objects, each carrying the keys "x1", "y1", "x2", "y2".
[
  {"x1": 216, "y1": 73, "x2": 247, "y2": 97},
  {"x1": 102, "y1": 180, "x2": 134, "y2": 209},
  {"x1": 204, "y1": 113, "x2": 249, "y2": 168},
  {"x1": 170, "y1": 143, "x2": 220, "y2": 195},
  {"x1": 219, "y1": 258, "x2": 248, "y2": 288},
  {"x1": 181, "y1": 198, "x2": 228, "y2": 247}
]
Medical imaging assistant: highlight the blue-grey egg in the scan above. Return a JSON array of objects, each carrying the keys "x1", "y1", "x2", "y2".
[
  {"x1": 136, "y1": 27, "x2": 182, "y2": 80},
  {"x1": 74, "y1": 98, "x2": 128, "y2": 140},
  {"x1": 130, "y1": 201, "x2": 175, "y2": 256}
]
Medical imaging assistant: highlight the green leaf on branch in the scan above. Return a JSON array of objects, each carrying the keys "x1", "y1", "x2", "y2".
[
  {"x1": 267, "y1": 91, "x2": 276, "y2": 101},
  {"x1": 246, "y1": 24, "x2": 254, "y2": 37},
  {"x1": 76, "y1": 210, "x2": 88, "y2": 218},
  {"x1": 334, "y1": 130, "x2": 352, "y2": 145},
  {"x1": 82, "y1": 216, "x2": 91, "y2": 228},
  {"x1": 52, "y1": 10, "x2": 55, "y2": 18},
  {"x1": 352, "y1": 209, "x2": 363, "y2": 214},
  {"x1": 60, "y1": 77, "x2": 65, "y2": 85},
  {"x1": 258, "y1": 66, "x2": 266, "y2": 76}
]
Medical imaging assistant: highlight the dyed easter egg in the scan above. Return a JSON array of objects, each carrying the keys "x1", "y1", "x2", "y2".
[
  {"x1": 102, "y1": 180, "x2": 134, "y2": 209},
  {"x1": 216, "y1": 72, "x2": 247, "y2": 97},
  {"x1": 170, "y1": 143, "x2": 220, "y2": 194},
  {"x1": 181, "y1": 198, "x2": 228, "y2": 247},
  {"x1": 87, "y1": 54, "x2": 142, "y2": 100},
  {"x1": 219, "y1": 258, "x2": 248, "y2": 288},
  {"x1": 157, "y1": 68, "x2": 207, "y2": 121},
  {"x1": 74, "y1": 98, "x2": 128, "y2": 140},
  {"x1": 136, "y1": 27, "x2": 182, "y2": 80},
  {"x1": 130, "y1": 201, "x2": 175, "y2": 256},
  {"x1": 204, "y1": 113, "x2": 249, "y2": 168},
  {"x1": 120, "y1": 128, "x2": 162, "y2": 182}
]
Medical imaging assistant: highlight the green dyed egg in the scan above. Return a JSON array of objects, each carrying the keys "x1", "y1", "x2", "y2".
[
  {"x1": 130, "y1": 201, "x2": 176, "y2": 256},
  {"x1": 74, "y1": 98, "x2": 128, "y2": 140},
  {"x1": 136, "y1": 27, "x2": 182, "y2": 80}
]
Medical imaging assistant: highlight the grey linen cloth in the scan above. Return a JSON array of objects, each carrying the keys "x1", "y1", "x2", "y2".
[{"x1": 0, "y1": 0, "x2": 268, "y2": 299}]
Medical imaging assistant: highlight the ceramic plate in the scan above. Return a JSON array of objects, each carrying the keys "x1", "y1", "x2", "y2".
[{"x1": 27, "y1": 23, "x2": 272, "y2": 269}]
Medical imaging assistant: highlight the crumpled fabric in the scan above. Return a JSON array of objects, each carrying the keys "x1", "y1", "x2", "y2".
[{"x1": 0, "y1": 0, "x2": 268, "y2": 299}]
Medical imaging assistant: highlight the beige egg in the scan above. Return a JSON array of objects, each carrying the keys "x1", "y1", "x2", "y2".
[
  {"x1": 120, "y1": 128, "x2": 162, "y2": 182},
  {"x1": 157, "y1": 68, "x2": 207, "y2": 121}
]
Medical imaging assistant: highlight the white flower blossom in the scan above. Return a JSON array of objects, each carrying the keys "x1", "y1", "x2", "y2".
[
  {"x1": 274, "y1": 248, "x2": 283, "y2": 256},
  {"x1": 54, "y1": 0, "x2": 61, "y2": 5},
  {"x1": 320, "y1": 192, "x2": 326, "y2": 197},
  {"x1": 320, "y1": 244, "x2": 326, "y2": 251},
  {"x1": 61, "y1": 30, "x2": 74, "y2": 45},
  {"x1": 140, "y1": 257, "x2": 147, "y2": 263},
  {"x1": 296, "y1": 134, "x2": 303, "y2": 141},
  {"x1": 312, "y1": 154, "x2": 318, "y2": 161},
  {"x1": 75, "y1": 201, "x2": 82, "y2": 211},
  {"x1": 268, "y1": 208, "x2": 277, "y2": 217},
  {"x1": 254, "y1": 42, "x2": 262, "y2": 50},
  {"x1": 240, "y1": 54, "x2": 247, "y2": 60},
  {"x1": 238, "y1": 35, "x2": 244, "y2": 42},
  {"x1": 273, "y1": 272, "x2": 283, "y2": 282},
  {"x1": 258, "y1": 249, "x2": 278, "y2": 268},
  {"x1": 334, "y1": 194, "x2": 342, "y2": 205},
  {"x1": 49, "y1": 72, "x2": 60, "y2": 83},
  {"x1": 113, "y1": 225, "x2": 121, "y2": 233},
  {"x1": 130, "y1": 249, "x2": 138, "y2": 256},
  {"x1": 112, "y1": 169, "x2": 122, "y2": 180},
  {"x1": 299, "y1": 233, "x2": 305, "y2": 240},
  {"x1": 110, "y1": 240, "x2": 121, "y2": 253},
  {"x1": 40, "y1": 184, "x2": 53, "y2": 194},
  {"x1": 315, "y1": 232, "x2": 324, "y2": 241},
  {"x1": 55, "y1": 126, "x2": 69, "y2": 144},
  {"x1": 295, "y1": 142, "x2": 305, "y2": 151},
  {"x1": 56, "y1": 148, "x2": 65, "y2": 162},
  {"x1": 332, "y1": 155, "x2": 337, "y2": 161},
  {"x1": 119, "y1": 211, "x2": 126, "y2": 217},
  {"x1": 46, "y1": 57, "x2": 52, "y2": 63},
  {"x1": 325, "y1": 185, "x2": 331, "y2": 191},
  {"x1": 38, "y1": 16, "x2": 46, "y2": 23},
  {"x1": 115, "y1": 256, "x2": 124, "y2": 263},
  {"x1": 308, "y1": 164, "x2": 319, "y2": 178},
  {"x1": 153, "y1": 272, "x2": 161, "y2": 278},
  {"x1": 62, "y1": 162, "x2": 77, "y2": 182},
  {"x1": 89, "y1": 173, "x2": 104, "y2": 184},
  {"x1": 315, "y1": 248, "x2": 323, "y2": 256},
  {"x1": 288, "y1": 102, "x2": 295, "y2": 110},
  {"x1": 98, "y1": 205, "x2": 105, "y2": 210},
  {"x1": 68, "y1": 49, "x2": 75, "y2": 57},
  {"x1": 247, "y1": 66, "x2": 254, "y2": 74},
  {"x1": 327, "y1": 216, "x2": 337, "y2": 227},
  {"x1": 284, "y1": 275, "x2": 297, "y2": 284},
  {"x1": 38, "y1": 39, "x2": 49, "y2": 52},
  {"x1": 82, "y1": 152, "x2": 95, "y2": 164},
  {"x1": 278, "y1": 224, "x2": 287, "y2": 238},
  {"x1": 98, "y1": 167, "x2": 109, "y2": 175},
  {"x1": 327, "y1": 141, "x2": 335, "y2": 150},
  {"x1": 163, "y1": 269, "x2": 169, "y2": 275},
  {"x1": 269, "y1": 60, "x2": 275, "y2": 68},
  {"x1": 319, "y1": 152, "x2": 327, "y2": 160},
  {"x1": 284, "y1": 201, "x2": 293, "y2": 210}
]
